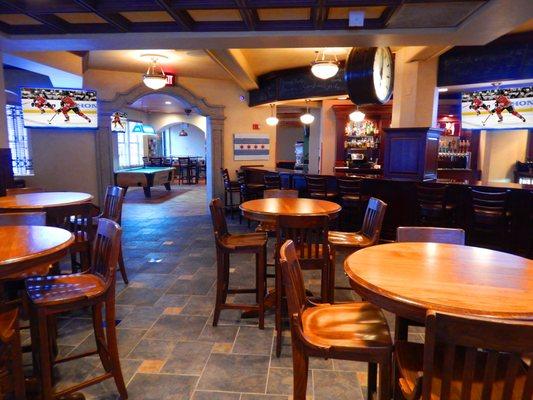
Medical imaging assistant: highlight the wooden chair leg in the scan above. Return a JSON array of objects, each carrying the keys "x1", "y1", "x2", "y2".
[
  {"x1": 33, "y1": 310, "x2": 53, "y2": 400},
  {"x1": 256, "y1": 247, "x2": 266, "y2": 330},
  {"x1": 378, "y1": 358, "x2": 392, "y2": 400},
  {"x1": 213, "y1": 251, "x2": 224, "y2": 327},
  {"x1": 92, "y1": 304, "x2": 112, "y2": 372},
  {"x1": 275, "y1": 259, "x2": 282, "y2": 357},
  {"x1": 105, "y1": 297, "x2": 128, "y2": 399},
  {"x1": 329, "y1": 246, "x2": 336, "y2": 303},
  {"x1": 368, "y1": 362, "x2": 377, "y2": 400},
  {"x1": 291, "y1": 335, "x2": 309, "y2": 400},
  {"x1": 118, "y1": 245, "x2": 129, "y2": 284},
  {"x1": 80, "y1": 250, "x2": 91, "y2": 272},
  {"x1": 10, "y1": 315, "x2": 26, "y2": 400}
]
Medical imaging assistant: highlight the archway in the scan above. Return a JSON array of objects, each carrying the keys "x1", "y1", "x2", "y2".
[{"x1": 96, "y1": 83, "x2": 225, "y2": 205}]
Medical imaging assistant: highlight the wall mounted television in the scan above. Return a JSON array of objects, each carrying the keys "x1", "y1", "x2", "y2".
[
  {"x1": 461, "y1": 86, "x2": 532, "y2": 130},
  {"x1": 20, "y1": 87, "x2": 98, "y2": 129}
]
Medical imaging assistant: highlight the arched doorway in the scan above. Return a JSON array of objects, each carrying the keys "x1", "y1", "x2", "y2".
[{"x1": 96, "y1": 83, "x2": 225, "y2": 205}]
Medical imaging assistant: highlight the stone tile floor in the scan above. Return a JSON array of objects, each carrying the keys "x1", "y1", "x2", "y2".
[{"x1": 23, "y1": 185, "x2": 424, "y2": 400}]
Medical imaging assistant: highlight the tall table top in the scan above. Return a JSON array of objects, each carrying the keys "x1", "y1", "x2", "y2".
[
  {"x1": 0, "y1": 192, "x2": 93, "y2": 210},
  {"x1": 344, "y1": 242, "x2": 533, "y2": 322},
  {"x1": 0, "y1": 226, "x2": 74, "y2": 279},
  {"x1": 240, "y1": 198, "x2": 341, "y2": 222}
]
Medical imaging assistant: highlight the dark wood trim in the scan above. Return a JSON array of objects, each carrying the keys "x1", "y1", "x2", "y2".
[{"x1": 0, "y1": 148, "x2": 14, "y2": 197}]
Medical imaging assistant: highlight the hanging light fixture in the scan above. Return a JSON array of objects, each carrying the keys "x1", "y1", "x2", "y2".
[
  {"x1": 300, "y1": 100, "x2": 315, "y2": 125},
  {"x1": 349, "y1": 107, "x2": 365, "y2": 122},
  {"x1": 142, "y1": 55, "x2": 167, "y2": 90},
  {"x1": 311, "y1": 50, "x2": 339, "y2": 80},
  {"x1": 265, "y1": 103, "x2": 279, "y2": 126},
  {"x1": 179, "y1": 122, "x2": 188, "y2": 137}
]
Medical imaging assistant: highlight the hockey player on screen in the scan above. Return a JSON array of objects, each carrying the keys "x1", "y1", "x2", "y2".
[
  {"x1": 112, "y1": 112, "x2": 124, "y2": 130},
  {"x1": 469, "y1": 93, "x2": 489, "y2": 115},
  {"x1": 491, "y1": 90, "x2": 526, "y2": 123},
  {"x1": 56, "y1": 91, "x2": 91, "y2": 123},
  {"x1": 31, "y1": 91, "x2": 55, "y2": 114}
]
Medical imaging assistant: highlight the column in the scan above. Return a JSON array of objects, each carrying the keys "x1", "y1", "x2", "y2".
[
  {"x1": 390, "y1": 47, "x2": 439, "y2": 128},
  {"x1": 208, "y1": 116, "x2": 225, "y2": 201},
  {"x1": 0, "y1": 52, "x2": 11, "y2": 195}
]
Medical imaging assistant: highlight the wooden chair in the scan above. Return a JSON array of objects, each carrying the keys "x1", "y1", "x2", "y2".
[
  {"x1": 96, "y1": 186, "x2": 128, "y2": 284},
  {"x1": 25, "y1": 219, "x2": 127, "y2": 400},
  {"x1": 469, "y1": 188, "x2": 510, "y2": 249},
  {"x1": 0, "y1": 211, "x2": 46, "y2": 226},
  {"x1": 416, "y1": 183, "x2": 455, "y2": 226},
  {"x1": 395, "y1": 311, "x2": 533, "y2": 400},
  {"x1": 274, "y1": 214, "x2": 330, "y2": 356},
  {"x1": 6, "y1": 187, "x2": 44, "y2": 195},
  {"x1": 280, "y1": 240, "x2": 392, "y2": 400},
  {"x1": 0, "y1": 303, "x2": 25, "y2": 400},
  {"x1": 46, "y1": 203, "x2": 96, "y2": 273},
  {"x1": 142, "y1": 156, "x2": 150, "y2": 167},
  {"x1": 305, "y1": 175, "x2": 337, "y2": 200},
  {"x1": 397, "y1": 227, "x2": 465, "y2": 245},
  {"x1": 209, "y1": 199, "x2": 268, "y2": 329},
  {"x1": 221, "y1": 168, "x2": 240, "y2": 219},
  {"x1": 263, "y1": 189, "x2": 298, "y2": 199},
  {"x1": 328, "y1": 197, "x2": 387, "y2": 301},
  {"x1": 264, "y1": 174, "x2": 281, "y2": 189},
  {"x1": 177, "y1": 157, "x2": 192, "y2": 184},
  {"x1": 337, "y1": 177, "x2": 365, "y2": 229}
]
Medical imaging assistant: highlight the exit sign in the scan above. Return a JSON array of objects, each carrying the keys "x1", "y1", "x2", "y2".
[{"x1": 166, "y1": 73, "x2": 175, "y2": 86}]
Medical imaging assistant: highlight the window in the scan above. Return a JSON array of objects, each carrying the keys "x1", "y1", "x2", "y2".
[
  {"x1": 117, "y1": 120, "x2": 144, "y2": 167},
  {"x1": 6, "y1": 104, "x2": 33, "y2": 176}
]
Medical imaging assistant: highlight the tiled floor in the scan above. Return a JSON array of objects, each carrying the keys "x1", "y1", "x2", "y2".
[{"x1": 26, "y1": 184, "x2": 422, "y2": 400}]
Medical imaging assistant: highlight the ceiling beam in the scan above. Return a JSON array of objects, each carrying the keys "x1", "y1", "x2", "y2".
[
  {"x1": 311, "y1": 0, "x2": 329, "y2": 30},
  {"x1": 72, "y1": 0, "x2": 130, "y2": 32},
  {"x1": 205, "y1": 49, "x2": 258, "y2": 91},
  {"x1": 0, "y1": 0, "x2": 70, "y2": 33},
  {"x1": 155, "y1": 0, "x2": 194, "y2": 31},
  {"x1": 235, "y1": 0, "x2": 258, "y2": 31}
]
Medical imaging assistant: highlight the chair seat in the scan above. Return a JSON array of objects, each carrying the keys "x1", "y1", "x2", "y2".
[
  {"x1": 0, "y1": 308, "x2": 18, "y2": 342},
  {"x1": 396, "y1": 341, "x2": 528, "y2": 400},
  {"x1": 25, "y1": 274, "x2": 106, "y2": 306},
  {"x1": 328, "y1": 231, "x2": 373, "y2": 248},
  {"x1": 301, "y1": 302, "x2": 391, "y2": 350},
  {"x1": 219, "y1": 233, "x2": 267, "y2": 251}
]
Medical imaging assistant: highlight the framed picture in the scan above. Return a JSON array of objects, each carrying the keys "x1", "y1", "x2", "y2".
[{"x1": 233, "y1": 133, "x2": 270, "y2": 160}]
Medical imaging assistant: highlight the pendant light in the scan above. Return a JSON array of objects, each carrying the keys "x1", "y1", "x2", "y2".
[
  {"x1": 349, "y1": 106, "x2": 365, "y2": 122},
  {"x1": 265, "y1": 103, "x2": 279, "y2": 126},
  {"x1": 142, "y1": 55, "x2": 167, "y2": 90},
  {"x1": 311, "y1": 50, "x2": 339, "y2": 80},
  {"x1": 300, "y1": 100, "x2": 315, "y2": 125},
  {"x1": 179, "y1": 122, "x2": 188, "y2": 137}
]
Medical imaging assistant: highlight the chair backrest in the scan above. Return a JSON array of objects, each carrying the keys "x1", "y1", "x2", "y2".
[
  {"x1": 360, "y1": 197, "x2": 387, "y2": 243},
  {"x1": 416, "y1": 183, "x2": 447, "y2": 209},
  {"x1": 6, "y1": 187, "x2": 44, "y2": 195},
  {"x1": 0, "y1": 212, "x2": 46, "y2": 226},
  {"x1": 264, "y1": 174, "x2": 281, "y2": 189},
  {"x1": 397, "y1": 227, "x2": 465, "y2": 245},
  {"x1": 101, "y1": 186, "x2": 125, "y2": 223},
  {"x1": 279, "y1": 240, "x2": 307, "y2": 330},
  {"x1": 337, "y1": 178, "x2": 362, "y2": 197},
  {"x1": 421, "y1": 311, "x2": 533, "y2": 400},
  {"x1": 264, "y1": 189, "x2": 298, "y2": 199},
  {"x1": 90, "y1": 218, "x2": 122, "y2": 291},
  {"x1": 209, "y1": 198, "x2": 229, "y2": 246},
  {"x1": 305, "y1": 175, "x2": 328, "y2": 196},
  {"x1": 142, "y1": 156, "x2": 150, "y2": 167},
  {"x1": 220, "y1": 168, "x2": 232, "y2": 189},
  {"x1": 150, "y1": 157, "x2": 163, "y2": 166},
  {"x1": 276, "y1": 214, "x2": 329, "y2": 269},
  {"x1": 470, "y1": 188, "x2": 509, "y2": 216},
  {"x1": 178, "y1": 157, "x2": 190, "y2": 166},
  {"x1": 46, "y1": 202, "x2": 96, "y2": 241}
]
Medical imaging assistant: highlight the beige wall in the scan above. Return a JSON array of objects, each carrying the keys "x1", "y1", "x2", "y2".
[
  {"x1": 480, "y1": 129, "x2": 528, "y2": 182},
  {"x1": 276, "y1": 125, "x2": 303, "y2": 162}
]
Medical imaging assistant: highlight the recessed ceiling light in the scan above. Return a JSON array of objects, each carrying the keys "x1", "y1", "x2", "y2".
[
  {"x1": 165, "y1": 101, "x2": 172, "y2": 105},
  {"x1": 438, "y1": 88, "x2": 448, "y2": 93}
]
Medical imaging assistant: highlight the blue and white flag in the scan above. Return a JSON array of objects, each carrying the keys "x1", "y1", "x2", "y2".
[{"x1": 233, "y1": 133, "x2": 270, "y2": 160}]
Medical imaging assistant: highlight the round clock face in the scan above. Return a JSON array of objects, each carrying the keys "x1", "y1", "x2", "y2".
[{"x1": 372, "y1": 47, "x2": 393, "y2": 103}]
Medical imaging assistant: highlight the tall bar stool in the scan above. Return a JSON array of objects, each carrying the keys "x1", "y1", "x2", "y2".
[
  {"x1": 415, "y1": 183, "x2": 455, "y2": 226},
  {"x1": 274, "y1": 214, "x2": 331, "y2": 356},
  {"x1": 220, "y1": 168, "x2": 240, "y2": 219},
  {"x1": 305, "y1": 175, "x2": 338, "y2": 200},
  {"x1": 337, "y1": 177, "x2": 365, "y2": 229},
  {"x1": 280, "y1": 240, "x2": 392, "y2": 400},
  {"x1": 469, "y1": 188, "x2": 510, "y2": 249},
  {"x1": 0, "y1": 304, "x2": 25, "y2": 399},
  {"x1": 25, "y1": 219, "x2": 127, "y2": 400},
  {"x1": 264, "y1": 173, "x2": 281, "y2": 189},
  {"x1": 328, "y1": 198, "x2": 387, "y2": 301},
  {"x1": 209, "y1": 199, "x2": 268, "y2": 329}
]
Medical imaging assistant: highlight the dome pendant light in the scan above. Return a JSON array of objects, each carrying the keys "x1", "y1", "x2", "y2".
[
  {"x1": 300, "y1": 100, "x2": 315, "y2": 125},
  {"x1": 179, "y1": 122, "x2": 188, "y2": 137},
  {"x1": 143, "y1": 55, "x2": 167, "y2": 90},
  {"x1": 265, "y1": 103, "x2": 279, "y2": 126},
  {"x1": 311, "y1": 50, "x2": 339, "y2": 80},
  {"x1": 349, "y1": 107, "x2": 365, "y2": 123}
]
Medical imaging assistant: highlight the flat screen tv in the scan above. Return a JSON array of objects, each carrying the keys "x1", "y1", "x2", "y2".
[
  {"x1": 21, "y1": 87, "x2": 98, "y2": 129},
  {"x1": 461, "y1": 86, "x2": 532, "y2": 130}
]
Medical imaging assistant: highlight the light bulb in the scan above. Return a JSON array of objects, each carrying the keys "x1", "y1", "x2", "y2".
[
  {"x1": 143, "y1": 76, "x2": 167, "y2": 90},
  {"x1": 349, "y1": 110, "x2": 365, "y2": 122},
  {"x1": 300, "y1": 112, "x2": 315, "y2": 125},
  {"x1": 266, "y1": 116, "x2": 279, "y2": 126}
]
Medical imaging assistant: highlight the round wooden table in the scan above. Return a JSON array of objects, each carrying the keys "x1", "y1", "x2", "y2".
[
  {"x1": 344, "y1": 242, "x2": 533, "y2": 324},
  {"x1": 240, "y1": 198, "x2": 341, "y2": 222},
  {"x1": 0, "y1": 226, "x2": 74, "y2": 280},
  {"x1": 0, "y1": 192, "x2": 93, "y2": 212}
]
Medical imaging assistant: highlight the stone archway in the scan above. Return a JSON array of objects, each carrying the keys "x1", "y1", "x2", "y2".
[{"x1": 96, "y1": 83, "x2": 225, "y2": 205}]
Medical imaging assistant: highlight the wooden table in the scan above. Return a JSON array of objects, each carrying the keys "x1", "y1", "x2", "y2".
[
  {"x1": 0, "y1": 192, "x2": 93, "y2": 212},
  {"x1": 0, "y1": 226, "x2": 74, "y2": 280},
  {"x1": 344, "y1": 242, "x2": 533, "y2": 325},
  {"x1": 240, "y1": 198, "x2": 342, "y2": 222}
]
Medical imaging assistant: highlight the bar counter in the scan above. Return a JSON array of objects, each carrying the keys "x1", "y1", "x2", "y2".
[{"x1": 242, "y1": 167, "x2": 532, "y2": 256}]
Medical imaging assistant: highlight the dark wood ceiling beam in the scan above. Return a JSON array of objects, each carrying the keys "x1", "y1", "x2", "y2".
[
  {"x1": 0, "y1": 0, "x2": 71, "y2": 32},
  {"x1": 154, "y1": 0, "x2": 194, "y2": 31},
  {"x1": 72, "y1": 0, "x2": 130, "y2": 32},
  {"x1": 311, "y1": 0, "x2": 329, "y2": 29},
  {"x1": 235, "y1": 0, "x2": 258, "y2": 30}
]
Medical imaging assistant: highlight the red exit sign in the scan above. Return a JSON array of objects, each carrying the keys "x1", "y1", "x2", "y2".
[{"x1": 165, "y1": 73, "x2": 175, "y2": 86}]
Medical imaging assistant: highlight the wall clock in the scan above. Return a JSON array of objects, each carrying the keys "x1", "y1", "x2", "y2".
[{"x1": 345, "y1": 47, "x2": 394, "y2": 105}]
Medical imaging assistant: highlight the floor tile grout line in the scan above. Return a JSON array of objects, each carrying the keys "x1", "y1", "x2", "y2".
[{"x1": 264, "y1": 328, "x2": 275, "y2": 395}]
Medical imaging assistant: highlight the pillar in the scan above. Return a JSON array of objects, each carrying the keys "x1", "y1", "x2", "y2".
[
  {"x1": 208, "y1": 116, "x2": 225, "y2": 201},
  {"x1": 0, "y1": 52, "x2": 8, "y2": 148},
  {"x1": 390, "y1": 47, "x2": 439, "y2": 128}
]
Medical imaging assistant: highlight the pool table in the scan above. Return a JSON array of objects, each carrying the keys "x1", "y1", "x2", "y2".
[{"x1": 114, "y1": 167, "x2": 175, "y2": 198}]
